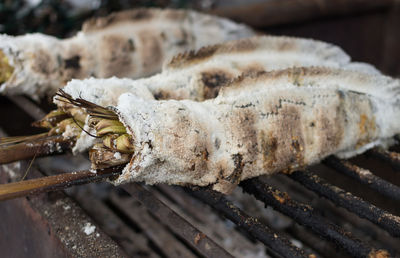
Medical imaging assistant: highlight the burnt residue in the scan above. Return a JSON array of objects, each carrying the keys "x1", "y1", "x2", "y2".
[
  {"x1": 214, "y1": 138, "x2": 221, "y2": 150},
  {"x1": 64, "y1": 55, "x2": 81, "y2": 69},
  {"x1": 32, "y1": 50, "x2": 54, "y2": 75},
  {"x1": 260, "y1": 130, "x2": 278, "y2": 169},
  {"x1": 226, "y1": 154, "x2": 244, "y2": 185},
  {"x1": 138, "y1": 32, "x2": 162, "y2": 72},
  {"x1": 167, "y1": 38, "x2": 259, "y2": 70},
  {"x1": 100, "y1": 35, "x2": 136, "y2": 77},
  {"x1": 201, "y1": 70, "x2": 233, "y2": 99},
  {"x1": 83, "y1": 8, "x2": 155, "y2": 31},
  {"x1": 313, "y1": 90, "x2": 346, "y2": 157},
  {"x1": 168, "y1": 45, "x2": 220, "y2": 69},
  {"x1": 260, "y1": 104, "x2": 305, "y2": 172},
  {"x1": 153, "y1": 90, "x2": 171, "y2": 100}
]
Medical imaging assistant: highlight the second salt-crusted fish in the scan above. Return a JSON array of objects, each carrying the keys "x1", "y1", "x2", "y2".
[
  {"x1": 0, "y1": 8, "x2": 254, "y2": 99},
  {"x1": 56, "y1": 35, "x2": 379, "y2": 153},
  {"x1": 0, "y1": 36, "x2": 382, "y2": 165}
]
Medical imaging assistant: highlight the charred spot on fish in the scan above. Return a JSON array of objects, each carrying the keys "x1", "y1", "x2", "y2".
[
  {"x1": 241, "y1": 67, "x2": 266, "y2": 77},
  {"x1": 260, "y1": 131, "x2": 278, "y2": 168},
  {"x1": 153, "y1": 90, "x2": 171, "y2": 100},
  {"x1": 101, "y1": 35, "x2": 135, "y2": 77},
  {"x1": 127, "y1": 39, "x2": 135, "y2": 51},
  {"x1": 131, "y1": 9, "x2": 152, "y2": 20},
  {"x1": 278, "y1": 40, "x2": 296, "y2": 51},
  {"x1": 235, "y1": 103, "x2": 255, "y2": 109},
  {"x1": 291, "y1": 139, "x2": 301, "y2": 152},
  {"x1": 138, "y1": 32, "x2": 163, "y2": 70},
  {"x1": 310, "y1": 121, "x2": 315, "y2": 127},
  {"x1": 168, "y1": 45, "x2": 220, "y2": 69},
  {"x1": 83, "y1": 9, "x2": 157, "y2": 32},
  {"x1": 214, "y1": 138, "x2": 221, "y2": 150},
  {"x1": 201, "y1": 71, "x2": 230, "y2": 88},
  {"x1": 228, "y1": 38, "x2": 258, "y2": 52},
  {"x1": 227, "y1": 154, "x2": 244, "y2": 184},
  {"x1": 201, "y1": 70, "x2": 233, "y2": 99},
  {"x1": 202, "y1": 149, "x2": 209, "y2": 161},
  {"x1": 33, "y1": 50, "x2": 53, "y2": 74},
  {"x1": 175, "y1": 28, "x2": 189, "y2": 46},
  {"x1": 64, "y1": 55, "x2": 81, "y2": 69}
]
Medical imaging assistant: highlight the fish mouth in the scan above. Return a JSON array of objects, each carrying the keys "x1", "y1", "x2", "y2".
[{"x1": 55, "y1": 89, "x2": 135, "y2": 170}]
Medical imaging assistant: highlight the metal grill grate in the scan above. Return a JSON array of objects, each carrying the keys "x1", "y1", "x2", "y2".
[{"x1": 0, "y1": 95, "x2": 399, "y2": 258}]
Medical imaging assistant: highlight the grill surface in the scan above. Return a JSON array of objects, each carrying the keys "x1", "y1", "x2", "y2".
[{"x1": 1, "y1": 93, "x2": 400, "y2": 258}]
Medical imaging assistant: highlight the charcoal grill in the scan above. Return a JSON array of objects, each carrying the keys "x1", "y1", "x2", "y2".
[
  {"x1": 1, "y1": 1, "x2": 400, "y2": 257},
  {"x1": 1, "y1": 91, "x2": 399, "y2": 258}
]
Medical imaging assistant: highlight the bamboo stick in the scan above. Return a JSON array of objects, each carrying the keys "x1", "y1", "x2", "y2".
[
  {"x1": 0, "y1": 135, "x2": 73, "y2": 164},
  {"x1": 0, "y1": 166, "x2": 123, "y2": 201}
]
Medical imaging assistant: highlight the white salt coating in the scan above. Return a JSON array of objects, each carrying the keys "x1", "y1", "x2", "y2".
[
  {"x1": 82, "y1": 222, "x2": 96, "y2": 235},
  {"x1": 59, "y1": 77, "x2": 155, "y2": 106},
  {"x1": 0, "y1": 34, "x2": 62, "y2": 100},
  {"x1": 56, "y1": 77, "x2": 155, "y2": 153},
  {"x1": 57, "y1": 36, "x2": 386, "y2": 154},
  {"x1": 113, "y1": 152, "x2": 122, "y2": 159},
  {"x1": 111, "y1": 67, "x2": 400, "y2": 193},
  {"x1": 0, "y1": 8, "x2": 254, "y2": 99}
]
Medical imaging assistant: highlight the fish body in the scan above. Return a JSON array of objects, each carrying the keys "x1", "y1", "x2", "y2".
[
  {"x1": 57, "y1": 36, "x2": 380, "y2": 154},
  {"x1": 110, "y1": 67, "x2": 399, "y2": 193},
  {"x1": 0, "y1": 8, "x2": 254, "y2": 99}
]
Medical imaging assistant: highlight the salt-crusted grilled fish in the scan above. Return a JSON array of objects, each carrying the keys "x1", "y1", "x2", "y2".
[
  {"x1": 0, "y1": 36, "x2": 382, "y2": 164},
  {"x1": 0, "y1": 8, "x2": 254, "y2": 99},
  {"x1": 55, "y1": 35, "x2": 379, "y2": 153},
  {"x1": 67, "y1": 67, "x2": 400, "y2": 194}
]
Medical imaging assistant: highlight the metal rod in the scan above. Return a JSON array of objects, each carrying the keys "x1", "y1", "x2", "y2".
[
  {"x1": 368, "y1": 148, "x2": 400, "y2": 171},
  {"x1": 187, "y1": 187, "x2": 309, "y2": 258},
  {"x1": 288, "y1": 170, "x2": 400, "y2": 237},
  {"x1": 324, "y1": 156, "x2": 400, "y2": 202},
  {"x1": 240, "y1": 178, "x2": 389, "y2": 258},
  {"x1": 0, "y1": 166, "x2": 122, "y2": 201},
  {"x1": 121, "y1": 184, "x2": 233, "y2": 258}
]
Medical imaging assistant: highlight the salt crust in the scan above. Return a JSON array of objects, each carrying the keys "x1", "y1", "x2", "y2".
[
  {"x1": 82, "y1": 222, "x2": 96, "y2": 235},
  {"x1": 58, "y1": 36, "x2": 386, "y2": 154},
  {"x1": 111, "y1": 67, "x2": 400, "y2": 193},
  {"x1": 0, "y1": 8, "x2": 255, "y2": 99}
]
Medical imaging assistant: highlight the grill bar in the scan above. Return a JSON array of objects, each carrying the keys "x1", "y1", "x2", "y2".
[
  {"x1": 288, "y1": 170, "x2": 400, "y2": 237},
  {"x1": 187, "y1": 188, "x2": 308, "y2": 258},
  {"x1": 121, "y1": 184, "x2": 233, "y2": 258},
  {"x1": 240, "y1": 178, "x2": 386, "y2": 258},
  {"x1": 369, "y1": 148, "x2": 400, "y2": 170},
  {"x1": 324, "y1": 156, "x2": 400, "y2": 202}
]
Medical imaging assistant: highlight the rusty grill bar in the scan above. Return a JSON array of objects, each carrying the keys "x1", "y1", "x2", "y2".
[
  {"x1": 186, "y1": 187, "x2": 308, "y2": 258},
  {"x1": 120, "y1": 184, "x2": 233, "y2": 258},
  {"x1": 287, "y1": 170, "x2": 400, "y2": 237},
  {"x1": 324, "y1": 156, "x2": 400, "y2": 202},
  {"x1": 368, "y1": 148, "x2": 400, "y2": 171},
  {"x1": 240, "y1": 178, "x2": 378, "y2": 258},
  {"x1": 1, "y1": 95, "x2": 400, "y2": 257}
]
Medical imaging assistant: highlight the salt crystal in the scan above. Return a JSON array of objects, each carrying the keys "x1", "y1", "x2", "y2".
[
  {"x1": 113, "y1": 152, "x2": 121, "y2": 159},
  {"x1": 82, "y1": 222, "x2": 96, "y2": 235}
]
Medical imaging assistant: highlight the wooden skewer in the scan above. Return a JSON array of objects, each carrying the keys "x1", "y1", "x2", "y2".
[
  {"x1": 0, "y1": 165, "x2": 123, "y2": 201},
  {"x1": 0, "y1": 135, "x2": 73, "y2": 165}
]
